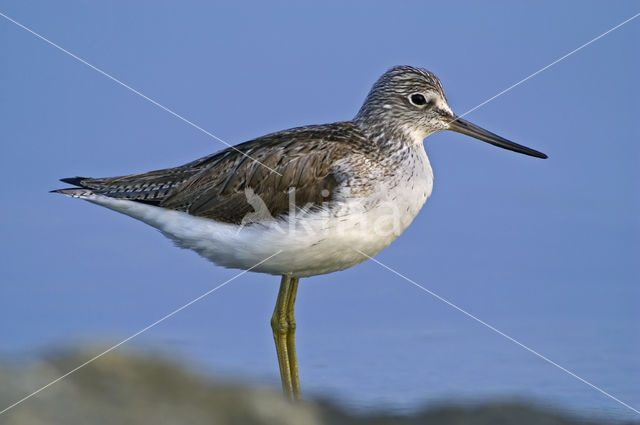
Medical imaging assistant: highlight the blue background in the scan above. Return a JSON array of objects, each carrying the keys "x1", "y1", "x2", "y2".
[{"x1": 1, "y1": 1, "x2": 638, "y2": 421}]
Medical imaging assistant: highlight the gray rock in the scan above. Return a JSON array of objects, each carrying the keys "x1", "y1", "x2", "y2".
[{"x1": 0, "y1": 350, "x2": 633, "y2": 425}]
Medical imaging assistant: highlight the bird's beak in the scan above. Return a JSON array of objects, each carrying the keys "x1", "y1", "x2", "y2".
[{"x1": 448, "y1": 117, "x2": 547, "y2": 159}]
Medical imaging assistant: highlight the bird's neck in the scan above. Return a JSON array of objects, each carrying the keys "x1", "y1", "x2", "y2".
[{"x1": 352, "y1": 116, "x2": 426, "y2": 150}]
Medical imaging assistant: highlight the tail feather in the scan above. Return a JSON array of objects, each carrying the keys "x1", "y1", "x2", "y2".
[
  {"x1": 52, "y1": 177, "x2": 95, "y2": 197},
  {"x1": 51, "y1": 148, "x2": 222, "y2": 204},
  {"x1": 51, "y1": 170, "x2": 195, "y2": 204},
  {"x1": 59, "y1": 176, "x2": 89, "y2": 186},
  {"x1": 50, "y1": 187, "x2": 95, "y2": 198}
]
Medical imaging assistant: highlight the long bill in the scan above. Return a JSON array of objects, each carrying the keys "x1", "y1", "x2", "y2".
[{"x1": 448, "y1": 117, "x2": 547, "y2": 159}]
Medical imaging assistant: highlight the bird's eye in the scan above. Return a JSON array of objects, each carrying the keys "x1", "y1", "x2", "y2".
[{"x1": 409, "y1": 93, "x2": 427, "y2": 106}]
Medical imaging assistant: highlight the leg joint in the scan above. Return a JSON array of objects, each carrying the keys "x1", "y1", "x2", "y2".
[{"x1": 271, "y1": 314, "x2": 294, "y2": 334}]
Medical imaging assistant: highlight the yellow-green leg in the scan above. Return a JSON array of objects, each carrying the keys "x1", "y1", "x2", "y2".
[
  {"x1": 271, "y1": 275, "x2": 301, "y2": 400},
  {"x1": 285, "y1": 277, "x2": 300, "y2": 398}
]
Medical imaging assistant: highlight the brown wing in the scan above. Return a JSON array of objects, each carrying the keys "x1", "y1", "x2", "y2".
[
  {"x1": 57, "y1": 122, "x2": 371, "y2": 224},
  {"x1": 160, "y1": 123, "x2": 370, "y2": 223}
]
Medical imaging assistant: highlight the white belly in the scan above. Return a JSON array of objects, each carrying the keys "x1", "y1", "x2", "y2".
[{"x1": 79, "y1": 149, "x2": 433, "y2": 277}]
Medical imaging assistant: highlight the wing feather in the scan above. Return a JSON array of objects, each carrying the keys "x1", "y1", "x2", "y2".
[{"x1": 56, "y1": 122, "x2": 371, "y2": 224}]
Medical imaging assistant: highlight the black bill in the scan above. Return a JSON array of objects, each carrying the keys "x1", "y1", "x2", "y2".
[{"x1": 449, "y1": 117, "x2": 547, "y2": 159}]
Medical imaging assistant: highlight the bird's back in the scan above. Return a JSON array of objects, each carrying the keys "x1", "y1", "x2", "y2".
[{"x1": 55, "y1": 121, "x2": 374, "y2": 225}]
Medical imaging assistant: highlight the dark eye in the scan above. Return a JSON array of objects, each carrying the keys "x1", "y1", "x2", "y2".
[{"x1": 409, "y1": 93, "x2": 427, "y2": 106}]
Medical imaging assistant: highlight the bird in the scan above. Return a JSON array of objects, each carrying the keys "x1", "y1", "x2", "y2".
[{"x1": 53, "y1": 65, "x2": 547, "y2": 400}]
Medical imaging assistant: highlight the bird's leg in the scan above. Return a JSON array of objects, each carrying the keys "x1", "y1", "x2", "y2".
[
  {"x1": 285, "y1": 276, "x2": 300, "y2": 398},
  {"x1": 271, "y1": 275, "x2": 301, "y2": 400}
]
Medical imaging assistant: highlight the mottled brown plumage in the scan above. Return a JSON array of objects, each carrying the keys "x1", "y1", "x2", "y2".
[{"x1": 59, "y1": 122, "x2": 374, "y2": 224}]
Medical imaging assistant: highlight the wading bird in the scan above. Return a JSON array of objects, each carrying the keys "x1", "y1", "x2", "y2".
[{"x1": 54, "y1": 66, "x2": 546, "y2": 400}]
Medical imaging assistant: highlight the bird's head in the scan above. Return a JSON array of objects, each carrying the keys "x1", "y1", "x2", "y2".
[{"x1": 354, "y1": 65, "x2": 547, "y2": 159}]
